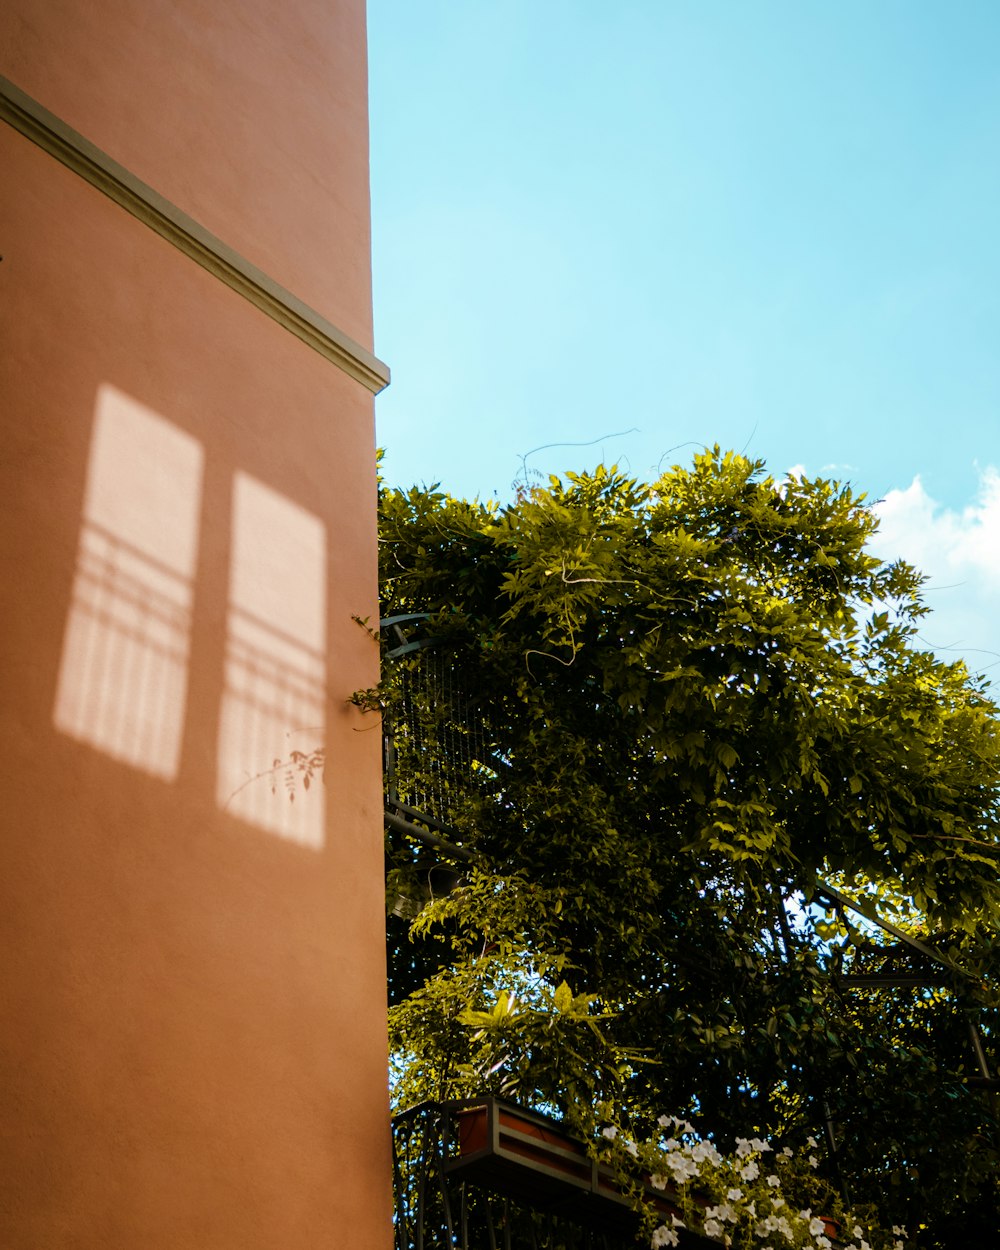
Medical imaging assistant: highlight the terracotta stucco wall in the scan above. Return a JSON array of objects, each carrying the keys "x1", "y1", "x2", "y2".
[
  {"x1": 0, "y1": 0, "x2": 374, "y2": 346},
  {"x1": 0, "y1": 3, "x2": 391, "y2": 1246}
]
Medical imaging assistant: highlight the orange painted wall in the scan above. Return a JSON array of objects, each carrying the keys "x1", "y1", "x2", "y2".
[
  {"x1": 0, "y1": 4, "x2": 391, "y2": 1247},
  {"x1": 0, "y1": 0, "x2": 374, "y2": 346}
]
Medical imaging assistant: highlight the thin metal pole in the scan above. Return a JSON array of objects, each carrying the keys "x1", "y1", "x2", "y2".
[{"x1": 821, "y1": 1096, "x2": 851, "y2": 1208}]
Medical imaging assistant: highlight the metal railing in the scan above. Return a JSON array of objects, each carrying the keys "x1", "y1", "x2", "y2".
[
  {"x1": 391, "y1": 1099, "x2": 670, "y2": 1250},
  {"x1": 382, "y1": 614, "x2": 499, "y2": 863}
]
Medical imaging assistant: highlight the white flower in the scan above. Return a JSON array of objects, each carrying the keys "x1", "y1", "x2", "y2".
[
  {"x1": 671, "y1": 1215, "x2": 685, "y2": 1229},
  {"x1": 602, "y1": 1126, "x2": 618, "y2": 1140},
  {"x1": 809, "y1": 1217, "x2": 825, "y2": 1236},
  {"x1": 781, "y1": 1145, "x2": 793, "y2": 1157},
  {"x1": 853, "y1": 1228, "x2": 863, "y2": 1240},
  {"x1": 892, "y1": 1230, "x2": 908, "y2": 1239},
  {"x1": 739, "y1": 1160, "x2": 760, "y2": 1181},
  {"x1": 766, "y1": 1174, "x2": 780, "y2": 1187},
  {"x1": 657, "y1": 1115, "x2": 671, "y2": 1129},
  {"x1": 806, "y1": 1135, "x2": 818, "y2": 1148},
  {"x1": 703, "y1": 1218, "x2": 723, "y2": 1238},
  {"x1": 713, "y1": 1203, "x2": 735, "y2": 1223},
  {"x1": 650, "y1": 1226, "x2": 679, "y2": 1248},
  {"x1": 735, "y1": 1137, "x2": 753, "y2": 1157},
  {"x1": 625, "y1": 1140, "x2": 638, "y2": 1158},
  {"x1": 751, "y1": 1137, "x2": 773, "y2": 1152},
  {"x1": 666, "y1": 1153, "x2": 699, "y2": 1183},
  {"x1": 649, "y1": 1173, "x2": 668, "y2": 1191},
  {"x1": 771, "y1": 1195, "x2": 784, "y2": 1208},
  {"x1": 893, "y1": 1242, "x2": 904, "y2": 1250},
  {"x1": 727, "y1": 1188, "x2": 742, "y2": 1201},
  {"x1": 808, "y1": 1154, "x2": 819, "y2": 1169},
  {"x1": 816, "y1": 1238, "x2": 831, "y2": 1250}
]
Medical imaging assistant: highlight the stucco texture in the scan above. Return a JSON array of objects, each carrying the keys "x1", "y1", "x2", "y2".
[
  {"x1": 0, "y1": 3, "x2": 391, "y2": 1245},
  {"x1": 0, "y1": 0, "x2": 375, "y2": 346}
]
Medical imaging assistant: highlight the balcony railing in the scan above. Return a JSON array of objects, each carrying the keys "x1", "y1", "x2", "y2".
[
  {"x1": 391, "y1": 1098, "x2": 718, "y2": 1250},
  {"x1": 382, "y1": 613, "x2": 497, "y2": 863}
]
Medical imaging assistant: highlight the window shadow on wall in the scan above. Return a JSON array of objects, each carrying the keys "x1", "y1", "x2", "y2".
[
  {"x1": 216, "y1": 472, "x2": 327, "y2": 848},
  {"x1": 53, "y1": 384, "x2": 202, "y2": 779},
  {"x1": 53, "y1": 386, "x2": 328, "y2": 848}
]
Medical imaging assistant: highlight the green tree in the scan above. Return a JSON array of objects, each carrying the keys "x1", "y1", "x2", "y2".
[{"x1": 377, "y1": 450, "x2": 1000, "y2": 1249}]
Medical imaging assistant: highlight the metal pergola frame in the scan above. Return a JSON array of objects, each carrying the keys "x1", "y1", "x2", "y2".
[{"x1": 814, "y1": 878, "x2": 997, "y2": 1091}]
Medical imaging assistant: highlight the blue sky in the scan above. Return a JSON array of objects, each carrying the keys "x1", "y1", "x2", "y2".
[{"x1": 367, "y1": 2, "x2": 1000, "y2": 677}]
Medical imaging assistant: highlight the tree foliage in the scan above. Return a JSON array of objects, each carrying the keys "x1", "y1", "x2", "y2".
[{"x1": 377, "y1": 450, "x2": 1000, "y2": 1248}]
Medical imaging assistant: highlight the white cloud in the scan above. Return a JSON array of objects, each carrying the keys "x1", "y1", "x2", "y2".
[
  {"x1": 774, "y1": 464, "x2": 806, "y2": 497},
  {"x1": 784, "y1": 462, "x2": 858, "y2": 480},
  {"x1": 869, "y1": 468, "x2": 1000, "y2": 677}
]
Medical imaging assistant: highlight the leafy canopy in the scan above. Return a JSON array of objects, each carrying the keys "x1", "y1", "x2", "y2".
[{"x1": 377, "y1": 450, "x2": 1000, "y2": 1247}]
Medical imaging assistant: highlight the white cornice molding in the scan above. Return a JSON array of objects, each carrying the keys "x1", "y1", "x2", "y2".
[{"x1": 0, "y1": 74, "x2": 390, "y2": 394}]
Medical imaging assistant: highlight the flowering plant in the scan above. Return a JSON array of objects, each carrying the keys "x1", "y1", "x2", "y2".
[{"x1": 598, "y1": 1116, "x2": 907, "y2": 1250}]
